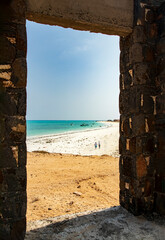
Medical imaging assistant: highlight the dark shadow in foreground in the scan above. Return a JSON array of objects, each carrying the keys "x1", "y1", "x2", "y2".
[{"x1": 25, "y1": 206, "x2": 165, "y2": 240}]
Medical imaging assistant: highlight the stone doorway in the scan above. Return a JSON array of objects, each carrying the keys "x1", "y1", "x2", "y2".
[{"x1": 0, "y1": 0, "x2": 165, "y2": 238}]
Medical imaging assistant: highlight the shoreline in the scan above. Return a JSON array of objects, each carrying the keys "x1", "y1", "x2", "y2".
[
  {"x1": 26, "y1": 122, "x2": 119, "y2": 157},
  {"x1": 26, "y1": 121, "x2": 111, "y2": 140}
]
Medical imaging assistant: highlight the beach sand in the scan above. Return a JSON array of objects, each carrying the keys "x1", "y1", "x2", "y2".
[
  {"x1": 26, "y1": 122, "x2": 165, "y2": 239},
  {"x1": 27, "y1": 122, "x2": 119, "y2": 157},
  {"x1": 27, "y1": 122, "x2": 119, "y2": 222}
]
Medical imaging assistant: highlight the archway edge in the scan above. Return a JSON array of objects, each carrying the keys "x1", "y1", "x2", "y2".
[{"x1": 26, "y1": 0, "x2": 133, "y2": 36}]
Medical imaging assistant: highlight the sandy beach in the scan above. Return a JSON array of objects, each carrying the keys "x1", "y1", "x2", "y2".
[
  {"x1": 27, "y1": 122, "x2": 120, "y2": 222},
  {"x1": 26, "y1": 122, "x2": 165, "y2": 240},
  {"x1": 27, "y1": 122, "x2": 119, "y2": 157}
]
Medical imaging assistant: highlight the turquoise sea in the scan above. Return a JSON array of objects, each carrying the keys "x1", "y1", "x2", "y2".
[{"x1": 27, "y1": 120, "x2": 105, "y2": 137}]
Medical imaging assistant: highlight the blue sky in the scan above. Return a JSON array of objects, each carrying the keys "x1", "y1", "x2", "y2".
[{"x1": 26, "y1": 20, "x2": 120, "y2": 120}]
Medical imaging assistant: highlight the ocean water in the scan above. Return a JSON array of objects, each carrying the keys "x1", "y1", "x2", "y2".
[{"x1": 27, "y1": 120, "x2": 105, "y2": 137}]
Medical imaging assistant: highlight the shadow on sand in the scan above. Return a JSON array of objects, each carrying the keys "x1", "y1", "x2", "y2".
[{"x1": 25, "y1": 206, "x2": 165, "y2": 240}]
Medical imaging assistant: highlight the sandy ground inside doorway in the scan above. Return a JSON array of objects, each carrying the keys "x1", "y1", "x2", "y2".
[{"x1": 27, "y1": 152, "x2": 119, "y2": 222}]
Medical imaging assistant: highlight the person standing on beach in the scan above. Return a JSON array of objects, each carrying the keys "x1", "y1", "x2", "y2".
[
  {"x1": 94, "y1": 142, "x2": 97, "y2": 149},
  {"x1": 98, "y1": 141, "x2": 101, "y2": 149}
]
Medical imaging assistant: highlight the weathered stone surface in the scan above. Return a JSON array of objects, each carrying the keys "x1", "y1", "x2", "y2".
[
  {"x1": 16, "y1": 24, "x2": 27, "y2": 58},
  {"x1": 10, "y1": 218, "x2": 26, "y2": 240},
  {"x1": 120, "y1": 0, "x2": 165, "y2": 216},
  {"x1": 132, "y1": 115, "x2": 145, "y2": 136},
  {"x1": 0, "y1": 1, "x2": 27, "y2": 238},
  {"x1": 155, "y1": 193, "x2": 165, "y2": 215},
  {"x1": 0, "y1": 191, "x2": 26, "y2": 219},
  {"x1": 0, "y1": 0, "x2": 26, "y2": 24},
  {"x1": 25, "y1": 207, "x2": 165, "y2": 240},
  {"x1": 0, "y1": 143, "x2": 18, "y2": 168},
  {"x1": 133, "y1": 63, "x2": 155, "y2": 85},
  {"x1": 129, "y1": 43, "x2": 144, "y2": 64},
  {"x1": 156, "y1": 94, "x2": 165, "y2": 114},
  {"x1": 132, "y1": 26, "x2": 147, "y2": 43},
  {"x1": 6, "y1": 116, "x2": 26, "y2": 143},
  {"x1": 120, "y1": 155, "x2": 136, "y2": 178},
  {"x1": 12, "y1": 58, "x2": 27, "y2": 88},
  {"x1": 0, "y1": 167, "x2": 26, "y2": 192},
  {"x1": 26, "y1": 0, "x2": 133, "y2": 36},
  {"x1": 136, "y1": 155, "x2": 147, "y2": 178},
  {"x1": 0, "y1": 36, "x2": 16, "y2": 64}
]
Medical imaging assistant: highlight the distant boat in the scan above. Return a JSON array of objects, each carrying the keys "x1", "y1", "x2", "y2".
[{"x1": 80, "y1": 123, "x2": 89, "y2": 127}]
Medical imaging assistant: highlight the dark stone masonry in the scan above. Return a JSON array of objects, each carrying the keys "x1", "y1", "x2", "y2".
[
  {"x1": 119, "y1": 0, "x2": 165, "y2": 216},
  {"x1": 0, "y1": 0, "x2": 164, "y2": 239},
  {"x1": 0, "y1": 0, "x2": 27, "y2": 239}
]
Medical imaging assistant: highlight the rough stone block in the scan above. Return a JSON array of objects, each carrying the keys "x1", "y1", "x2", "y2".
[
  {"x1": 18, "y1": 143, "x2": 27, "y2": 167},
  {"x1": 10, "y1": 218, "x2": 26, "y2": 240},
  {"x1": 133, "y1": 62, "x2": 155, "y2": 85},
  {"x1": 1, "y1": 88, "x2": 27, "y2": 116},
  {"x1": 156, "y1": 74, "x2": 165, "y2": 93},
  {"x1": 136, "y1": 136, "x2": 143, "y2": 154},
  {"x1": 157, "y1": 55, "x2": 165, "y2": 75},
  {"x1": 120, "y1": 36, "x2": 132, "y2": 51},
  {"x1": 144, "y1": 178, "x2": 154, "y2": 197},
  {"x1": 122, "y1": 71, "x2": 133, "y2": 90},
  {"x1": 119, "y1": 74, "x2": 124, "y2": 91},
  {"x1": 0, "y1": 22, "x2": 17, "y2": 38},
  {"x1": 143, "y1": 93, "x2": 154, "y2": 114},
  {"x1": 155, "y1": 114, "x2": 165, "y2": 130},
  {"x1": 12, "y1": 58, "x2": 27, "y2": 88},
  {"x1": 157, "y1": 3, "x2": 165, "y2": 37},
  {"x1": 142, "y1": 135, "x2": 155, "y2": 154},
  {"x1": 132, "y1": 26, "x2": 146, "y2": 43},
  {"x1": 122, "y1": 117, "x2": 132, "y2": 137},
  {"x1": 132, "y1": 115, "x2": 145, "y2": 136},
  {"x1": 0, "y1": 222, "x2": 11, "y2": 240},
  {"x1": 0, "y1": 36, "x2": 16, "y2": 64},
  {"x1": 119, "y1": 89, "x2": 138, "y2": 114},
  {"x1": 129, "y1": 137, "x2": 136, "y2": 153},
  {"x1": 136, "y1": 154, "x2": 147, "y2": 178},
  {"x1": 0, "y1": 87, "x2": 18, "y2": 116},
  {"x1": 147, "y1": 23, "x2": 158, "y2": 40},
  {"x1": 16, "y1": 24, "x2": 27, "y2": 58},
  {"x1": 156, "y1": 94, "x2": 165, "y2": 114},
  {"x1": 0, "y1": 168, "x2": 26, "y2": 192},
  {"x1": 120, "y1": 155, "x2": 136, "y2": 178},
  {"x1": 120, "y1": 51, "x2": 130, "y2": 74},
  {"x1": 0, "y1": 143, "x2": 17, "y2": 168},
  {"x1": 0, "y1": 0, "x2": 26, "y2": 24},
  {"x1": 0, "y1": 191, "x2": 26, "y2": 219},
  {"x1": 144, "y1": 45, "x2": 155, "y2": 62},
  {"x1": 129, "y1": 43, "x2": 144, "y2": 64},
  {"x1": 5, "y1": 116, "x2": 26, "y2": 143},
  {"x1": 145, "y1": 8, "x2": 155, "y2": 23},
  {"x1": 119, "y1": 135, "x2": 126, "y2": 154},
  {"x1": 155, "y1": 174, "x2": 165, "y2": 193},
  {"x1": 155, "y1": 192, "x2": 165, "y2": 215},
  {"x1": 146, "y1": 115, "x2": 155, "y2": 132},
  {"x1": 0, "y1": 117, "x2": 5, "y2": 143},
  {"x1": 156, "y1": 37, "x2": 165, "y2": 55}
]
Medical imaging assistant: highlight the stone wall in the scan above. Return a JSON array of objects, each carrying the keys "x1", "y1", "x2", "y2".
[
  {"x1": 0, "y1": 0, "x2": 27, "y2": 239},
  {"x1": 155, "y1": 2, "x2": 165, "y2": 215},
  {"x1": 119, "y1": 0, "x2": 165, "y2": 215}
]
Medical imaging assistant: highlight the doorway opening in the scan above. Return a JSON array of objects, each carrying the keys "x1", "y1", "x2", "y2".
[{"x1": 26, "y1": 20, "x2": 120, "y2": 222}]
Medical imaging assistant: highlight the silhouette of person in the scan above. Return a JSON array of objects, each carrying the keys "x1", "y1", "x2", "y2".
[{"x1": 94, "y1": 142, "x2": 97, "y2": 149}]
